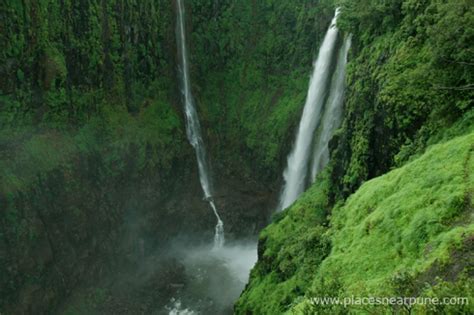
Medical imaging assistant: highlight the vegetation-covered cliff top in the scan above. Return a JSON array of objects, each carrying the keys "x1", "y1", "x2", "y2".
[{"x1": 237, "y1": 130, "x2": 473, "y2": 314}]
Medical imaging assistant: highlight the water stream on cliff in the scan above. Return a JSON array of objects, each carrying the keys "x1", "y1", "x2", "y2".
[
  {"x1": 176, "y1": 0, "x2": 224, "y2": 248},
  {"x1": 171, "y1": 1, "x2": 257, "y2": 313},
  {"x1": 278, "y1": 9, "x2": 341, "y2": 211},
  {"x1": 310, "y1": 35, "x2": 352, "y2": 182},
  {"x1": 174, "y1": 3, "x2": 349, "y2": 314}
]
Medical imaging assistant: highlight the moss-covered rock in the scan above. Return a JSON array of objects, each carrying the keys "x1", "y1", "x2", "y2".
[{"x1": 236, "y1": 132, "x2": 474, "y2": 314}]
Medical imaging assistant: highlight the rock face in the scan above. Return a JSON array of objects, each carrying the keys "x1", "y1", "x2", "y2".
[
  {"x1": 0, "y1": 136, "x2": 275, "y2": 313},
  {"x1": 0, "y1": 1, "x2": 284, "y2": 312}
]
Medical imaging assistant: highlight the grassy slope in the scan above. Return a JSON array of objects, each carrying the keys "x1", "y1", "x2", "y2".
[
  {"x1": 236, "y1": 131, "x2": 473, "y2": 314},
  {"x1": 236, "y1": 174, "x2": 332, "y2": 314}
]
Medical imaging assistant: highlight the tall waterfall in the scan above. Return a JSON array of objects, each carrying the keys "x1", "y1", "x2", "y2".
[
  {"x1": 176, "y1": 0, "x2": 224, "y2": 248},
  {"x1": 278, "y1": 10, "x2": 340, "y2": 211},
  {"x1": 310, "y1": 35, "x2": 352, "y2": 182}
]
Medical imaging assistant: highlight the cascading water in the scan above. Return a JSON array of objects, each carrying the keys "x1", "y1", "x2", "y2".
[
  {"x1": 310, "y1": 35, "x2": 352, "y2": 182},
  {"x1": 278, "y1": 9, "x2": 341, "y2": 211},
  {"x1": 176, "y1": 0, "x2": 224, "y2": 248}
]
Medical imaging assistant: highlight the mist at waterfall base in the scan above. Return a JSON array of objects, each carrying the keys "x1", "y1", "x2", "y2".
[
  {"x1": 165, "y1": 241, "x2": 257, "y2": 315},
  {"x1": 66, "y1": 237, "x2": 258, "y2": 314}
]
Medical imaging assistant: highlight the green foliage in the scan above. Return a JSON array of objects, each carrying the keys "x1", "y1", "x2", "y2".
[
  {"x1": 0, "y1": 89, "x2": 184, "y2": 192},
  {"x1": 236, "y1": 171, "x2": 332, "y2": 314},
  {"x1": 237, "y1": 132, "x2": 474, "y2": 314},
  {"x1": 0, "y1": 0, "x2": 336, "y2": 186},
  {"x1": 187, "y1": 0, "x2": 335, "y2": 182},
  {"x1": 330, "y1": 0, "x2": 474, "y2": 199},
  {"x1": 316, "y1": 133, "x2": 473, "y2": 294},
  {"x1": 62, "y1": 287, "x2": 109, "y2": 315},
  {"x1": 99, "y1": 98, "x2": 185, "y2": 173},
  {"x1": 2, "y1": 0, "x2": 473, "y2": 313},
  {"x1": 0, "y1": 93, "x2": 187, "y2": 310},
  {"x1": 0, "y1": 0, "x2": 174, "y2": 126}
]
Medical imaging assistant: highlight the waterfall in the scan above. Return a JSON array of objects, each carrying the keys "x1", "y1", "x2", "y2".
[
  {"x1": 310, "y1": 35, "x2": 352, "y2": 182},
  {"x1": 176, "y1": 0, "x2": 224, "y2": 248},
  {"x1": 278, "y1": 10, "x2": 340, "y2": 211}
]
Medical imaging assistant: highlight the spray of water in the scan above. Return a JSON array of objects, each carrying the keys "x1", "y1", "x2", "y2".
[{"x1": 165, "y1": 242, "x2": 258, "y2": 314}]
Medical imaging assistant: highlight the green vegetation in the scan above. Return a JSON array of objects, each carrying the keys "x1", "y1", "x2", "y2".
[
  {"x1": 306, "y1": 132, "x2": 473, "y2": 314},
  {"x1": 237, "y1": 0, "x2": 474, "y2": 313},
  {"x1": 236, "y1": 172, "x2": 332, "y2": 314},
  {"x1": 0, "y1": 0, "x2": 336, "y2": 184},
  {"x1": 0, "y1": 99, "x2": 188, "y2": 312},
  {"x1": 0, "y1": 0, "x2": 175, "y2": 126},
  {"x1": 2, "y1": 1, "x2": 337, "y2": 311},
  {"x1": 237, "y1": 131, "x2": 473, "y2": 314},
  {"x1": 330, "y1": 0, "x2": 473, "y2": 198},
  {"x1": 1, "y1": 0, "x2": 473, "y2": 313},
  {"x1": 188, "y1": 0, "x2": 335, "y2": 182}
]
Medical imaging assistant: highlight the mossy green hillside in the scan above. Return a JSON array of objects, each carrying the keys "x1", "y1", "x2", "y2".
[
  {"x1": 236, "y1": 132, "x2": 473, "y2": 314},
  {"x1": 1, "y1": 98, "x2": 184, "y2": 192},
  {"x1": 235, "y1": 172, "x2": 332, "y2": 314},
  {"x1": 0, "y1": 0, "x2": 175, "y2": 127}
]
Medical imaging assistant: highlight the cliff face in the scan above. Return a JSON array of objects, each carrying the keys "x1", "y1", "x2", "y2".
[
  {"x1": 187, "y1": 0, "x2": 334, "y2": 185},
  {"x1": 1, "y1": 0, "x2": 472, "y2": 313},
  {"x1": 0, "y1": 102, "x2": 220, "y2": 313},
  {"x1": 329, "y1": 0, "x2": 473, "y2": 200},
  {"x1": 0, "y1": 0, "x2": 333, "y2": 312},
  {"x1": 1, "y1": 2, "x2": 185, "y2": 312},
  {"x1": 236, "y1": 0, "x2": 474, "y2": 313}
]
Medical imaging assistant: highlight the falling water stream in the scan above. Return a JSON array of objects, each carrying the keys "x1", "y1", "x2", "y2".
[
  {"x1": 176, "y1": 0, "x2": 224, "y2": 248},
  {"x1": 172, "y1": 4, "x2": 349, "y2": 314},
  {"x1": 310, "y1": 35, "x2": 352, "y2": 182},
  {"x1": 278, "y1": 9, "x2": 341, "y2": 211},
  {"x1": 169, "y1": 2, "x2": 258, "y2": 314}
]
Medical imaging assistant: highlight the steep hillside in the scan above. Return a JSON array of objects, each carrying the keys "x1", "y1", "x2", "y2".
[
  {"x1": 330, "y1": 0, "x2": 473, "y2": 199},
  {"x1": 236, "y1": 131, "x2": 473, "y2": 314},
  {"x1": 0, "y1": 2, "x2": 198, "y2": 312},
  {"x1": 1, "y1": 0, "x2": 473, "y2": 313},
  {"x1": 237, "y1": 0, "x2": 474, "y2": 313}
]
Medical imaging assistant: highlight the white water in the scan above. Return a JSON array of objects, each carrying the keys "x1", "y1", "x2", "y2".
[
  {"x1": 176, "y1": 0, "x2": 224, "y2": 248},
  {"x1": 310, "y1": 35, "x2": 352, "y2": 182},
  {"x1": 165, "y1": 242, "x2": 258, "y2": 314},
  {"x1": 167, "y1": 299, "x2": 196, "y2": 315},
  {"x1": 278, "y1": 10, "x2": 340, "y2": 211}
]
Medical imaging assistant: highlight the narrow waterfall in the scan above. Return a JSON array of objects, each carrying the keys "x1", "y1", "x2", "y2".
[
  {"x1": 176, "y1": 0, "x2": 224, "y2": 248},
  {"x1": 278, "y1": 10, "x2": 340, "y2": 211},
  {"x1": 310, "y1": 35, "x2": 352, "y2": 182}
]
